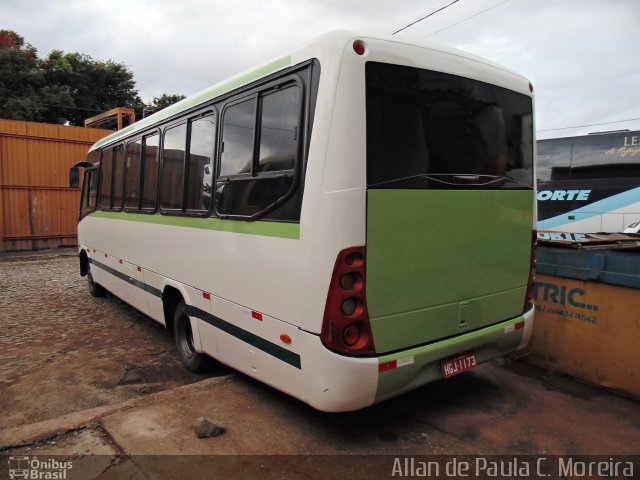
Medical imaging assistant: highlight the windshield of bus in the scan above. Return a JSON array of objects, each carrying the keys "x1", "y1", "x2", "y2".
[{"x1": 366, "y1": 62, "x2": 533, "y2": 190}]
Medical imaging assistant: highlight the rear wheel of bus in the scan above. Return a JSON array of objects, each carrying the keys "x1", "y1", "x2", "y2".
[
  {"x1": 173, "y1": 300, "x2": 212, "y2": 373},
  {"x1": 87, "y1": 267, "x2": 106, "y2": 298}
]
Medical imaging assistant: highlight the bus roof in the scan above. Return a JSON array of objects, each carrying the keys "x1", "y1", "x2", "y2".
[
  {"x1": 538, "y1": 130, "x2": 640, "y2": 143},
  {"x1": 91, "y1": 30, "x2": 529, "y2": 152}
]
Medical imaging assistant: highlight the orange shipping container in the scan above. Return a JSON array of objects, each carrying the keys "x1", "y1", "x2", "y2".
[
  {"x1": 0, "y1": 119, "x2": 111, "y2": 252},
  {"x1": 528, "y1": 246, "x2": 640, "y2": 399}
]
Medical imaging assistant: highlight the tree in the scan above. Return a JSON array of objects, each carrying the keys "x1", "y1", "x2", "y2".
[
  {"x1": 40, "y1": 50, "x2": 144, "y2": 126},
  {"x1": 144, "y1": 93, "x2": 186, "y2": 117},
  {"x1": 0, "y1": 30, "x2": 57, "y2": 122},
  {"x1": 0, "y1": 30, "x2": 150, "y2": 126}
]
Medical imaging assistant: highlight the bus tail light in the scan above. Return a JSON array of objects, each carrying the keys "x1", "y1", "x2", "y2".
[
  {"x1": 321, "y1": 247, "x2": 375, "y2": 355},
  {"x1": 524, "y1": 230, "x2": 537, "y2": 313},
  {"x1": 353, "y1": 40, "x2": 367, "y2": 56}
]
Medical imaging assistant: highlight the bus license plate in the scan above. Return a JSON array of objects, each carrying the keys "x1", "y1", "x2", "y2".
[{"x1": 441, "y1": 352, "x2": 477, "y2": 379}]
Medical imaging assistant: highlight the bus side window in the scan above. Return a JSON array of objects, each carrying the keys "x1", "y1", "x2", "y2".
[
  {"x1": 83, "y1": 150, "x2": 99, "y2": 217},
  {"x1": 186, "y1": 114, "x2": 216, "y2": 212},
  {"x1": 88, "y1": 168, "x2": 98, "y2": 213},
  {"x1": 99, "y1": 149, "x2": 113, "y2": 210},
  {"x1": 219, "y1": 98, "x2": 256, "y2": 177},
  {"x1": 216, "y1": 84, "x2": 300, "y2": 218},
  {"x1": 537, "y1": 141, "x2": 571, "y2": 182},
  {"x1": 161, "y1": 123, "x2": 187, "y2": 211},
  {"x1": 79, "y1": 169, "x2": 98, "y2": 219},
  {"x1": 257, "y1": 87, "x2": 298, "y2": 173},
  {"x1": 112, "y1": 145, "x2": 124, "y2": 211},
  {"x1": 141, "y1": 133, "x2": 159, "y2": 211},
  {"x1": 80, "y1": 170, "x2": 91, "y2": 219},
  {"x1": 125, "y1": 139, "x2": 142, "y2": 210}
]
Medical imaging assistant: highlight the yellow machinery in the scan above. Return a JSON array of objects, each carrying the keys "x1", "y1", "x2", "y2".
[{"x1": 84, "y1": 107, "x2": 135, "y2": 130}]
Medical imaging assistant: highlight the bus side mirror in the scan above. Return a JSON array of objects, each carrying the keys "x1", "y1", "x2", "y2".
[{"x1": 69, "y1": 167, "x2": 80, "y2": 188}]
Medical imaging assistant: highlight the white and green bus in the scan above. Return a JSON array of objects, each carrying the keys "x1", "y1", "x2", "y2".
[{"x1": 71, "y1": 31, "x2": 536, "y2": 412}]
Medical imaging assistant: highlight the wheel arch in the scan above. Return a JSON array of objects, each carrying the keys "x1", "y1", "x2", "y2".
[
  {"x1": 79, "y1": 249, "x2": 89, "y2": 277},
  {"x1": 161, "y1": 280, "x2": 192, "y2": 333},
  {"x1": 162, "y1": 287, "x2": 182, "y2": 334},
  {"x1": 161, "y1": 281, "x2": 204, "y2": 354}
]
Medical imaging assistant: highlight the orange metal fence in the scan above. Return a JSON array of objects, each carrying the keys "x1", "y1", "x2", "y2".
[{"x1": 0, "y1": 119, "x2": 111, "y2": 252}]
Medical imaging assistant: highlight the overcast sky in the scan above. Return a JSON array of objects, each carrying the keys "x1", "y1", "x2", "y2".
[{"x1": 4, "y1": 0, "x2": 639, "y2": 138}]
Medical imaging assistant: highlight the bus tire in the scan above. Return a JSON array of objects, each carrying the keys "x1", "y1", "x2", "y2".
[
  {"x1": 87, "y1": 268, "x2": 106, "y2": 297},
  {"x1": 173, "y1": 300, "x2": 211, "y2": 373}
]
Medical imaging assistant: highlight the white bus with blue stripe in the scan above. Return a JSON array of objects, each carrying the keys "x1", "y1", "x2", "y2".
[{"x1": 537, "y1": 130, "x2": 640, "y2": 233}]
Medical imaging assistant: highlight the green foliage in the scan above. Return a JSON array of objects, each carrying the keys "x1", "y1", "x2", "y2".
[
  {"x1": 145, "y1": 93, "x2": 186, "y2": 115},
  {"x1": 0, "y1": 30, "x2": 51, "y2": 122},
  {"x1": 0, "y1": 30, "x2": 184, "y2": 127}
]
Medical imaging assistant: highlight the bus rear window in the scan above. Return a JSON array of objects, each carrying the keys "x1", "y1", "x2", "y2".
[{"x1": 366, "y1": 62, "x2": 533, "y2": 189}]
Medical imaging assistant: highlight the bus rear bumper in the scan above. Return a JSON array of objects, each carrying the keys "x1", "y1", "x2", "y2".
[
  {"x1": 300, "y1": 310, "x2": 533, "y2": 412},
  {"x1": 298, "y1": 330, "x2": 379, "y2": 412},
  {"x1": 373, "y1": 311, "x2": 534, "y2": 404}
]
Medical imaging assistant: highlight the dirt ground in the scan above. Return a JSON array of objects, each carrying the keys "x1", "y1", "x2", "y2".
[
  {"x1": 0, "y1": 250, "x2": 228, "y2": 431},
  {"x1": 0, "y1": 250, "x2": 639, "y2": 479}
]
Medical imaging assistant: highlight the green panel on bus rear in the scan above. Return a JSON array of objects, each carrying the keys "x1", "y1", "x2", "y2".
[
  {"x1": 366, "y1": 189, "x2": 533, "y2": 353},
  {"x1": 374, "y1": 314, "x2": 525, "y2": 403}
]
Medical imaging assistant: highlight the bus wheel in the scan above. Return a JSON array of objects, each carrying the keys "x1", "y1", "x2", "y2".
[
  {"x1": 87, "y1": 268, "x2": 106, "y2": 297},
  {"x1": 174, "y1": 300, "x2": 211, "y2": 373}
]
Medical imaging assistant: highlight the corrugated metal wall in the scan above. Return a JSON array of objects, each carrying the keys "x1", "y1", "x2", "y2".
[{"x1": 0, "y1": 119, "x2": 111, "y2": 252}]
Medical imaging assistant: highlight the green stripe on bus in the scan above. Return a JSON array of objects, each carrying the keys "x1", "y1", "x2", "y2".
[
  {"x1": 185, "y1": 305, "x2": 301, "y2": 369},
  {"x1": 93, "y1": 55, "x2": 293, "y2": 150},
  {"x1": 88, "y1": 256, "x2": 301, "y2": 369},
  {"x1": 89, "y1": 257, "x2": 162, "y2": 297},
  {"x1": 89, "y1": 211, "x2": 300, "y2": 239}
]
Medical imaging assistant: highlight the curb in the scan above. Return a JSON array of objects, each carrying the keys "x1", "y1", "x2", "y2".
[{"x1": 0, "y1": 376, "x2": 230, "y2": 450}]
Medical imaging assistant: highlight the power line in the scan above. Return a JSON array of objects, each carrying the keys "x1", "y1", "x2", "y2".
[
  {"x1": 422, "y1": 0, "x2": 512, "y2": 38},
  {"x1": 392, "y1": 0, "x2": 462, "y2": 35},
  {"x1": 537, "y1": 116, "x2": 640, "y2": 133},
  {"x1": 408, "y1": 2, "x2": 639, "y2": 134}
]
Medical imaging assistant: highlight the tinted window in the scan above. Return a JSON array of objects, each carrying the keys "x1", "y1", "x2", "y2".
[
  {"x1": 258, "y1": 87, "x2": 299, "y2": 173},
  {"x1": 366, "y1": 62, "x2": 534, "y2": 189},
  {"x1": 220, "y1": 99, "x2": 255, "y2": 177},
  {"x1": 86, "y1": 149, "x2": 100, "y2": 166},
  {"x1": 216, "y1": 176, "x2": 293, "y2": 217},
  {"x1": 537, "y1": 132, "x2": 640, "y2": 182},
  {"x1": 125, "y1": 139, "x2": 142, "y2": 209},
  {"x1": 161, "y1": 124, "x2": 187, "y2": 210},
  {"x1": 80, "y1": 169, "x2": 96, "y2": 219},
  {"x1": 216, "y1": 85, "x2": 301, "y2": 218},
  {"x1": 112, "y1": 145, "x2": 124, "y2": 209},
  {"x1": 537, "y1": 140, "x2": 571, "y2": 182},
  {"x1": 186, "y1": 114, "x2": 216, "y2": 211},
  {"x1": 570, "y1": 134, "x2": 640, "y2": 179},
  {"x1": 141, "y1": 133, "x2": 159, "y2": 210},
  {"x1": 87, "y1": 168, "x2": 98, "y2": 214},
  {"x1": 99, "y1": 149, "x2": 112, "y2": 209}
]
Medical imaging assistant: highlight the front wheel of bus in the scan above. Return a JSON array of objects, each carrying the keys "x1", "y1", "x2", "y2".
[
  {"x1": 174, "y1": 301, "x2": 211, "y2": 373},
  {"x1": 87, "y1": 268, "x2": 105, "y2": 298}
]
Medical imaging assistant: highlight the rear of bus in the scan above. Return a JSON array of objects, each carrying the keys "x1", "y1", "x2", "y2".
[{"x1": 307, "y1": 35, "x2": 535, "y2": 411}]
